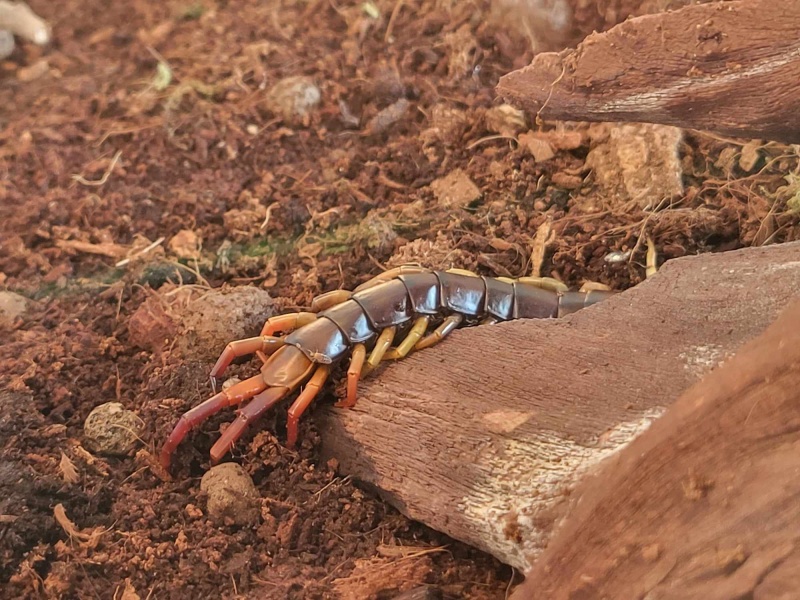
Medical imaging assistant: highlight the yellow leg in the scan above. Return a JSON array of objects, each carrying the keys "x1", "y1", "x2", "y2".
[
  {"x1": 383, "y1": 317, "x2": 430, "y2": 360},
  {"x1": 414, "y1": 314, "x2": 463, "y2": 351},
  {"x1": 286, "y1": 365, "x2": 331, "y2": 448},
  {"x1": 362, "y1": 326, "x2": 397, "y2": 376},
  {"x1": 446, "y1": 268, "x2": 480, "y2": 277},
  {"x1": 579, "y1": 281, "x2": 612, "y2": 292},
  {"x1": 310, "y1": 289, "x2": 353, "y2": 312},
  {"x1": 259, "y1": 312, "x2": 317, "y2": 336},
  {"x1": 354, "y1": 265, "x2": 428, "y2": 292},
  {"x1": 516, "y1": 276, "x2": 569, "y2": 293},
  {"x1": 646, "y1": 236, "x2": 658, "y2": 279},
  {"x1": 336, "y1": 343, "x2": 367, "y2": 408}
]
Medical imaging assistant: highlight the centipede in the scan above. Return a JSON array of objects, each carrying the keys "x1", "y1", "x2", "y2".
[{"x1": 160, "y1": 265, "x2": 613, "y2": 469}]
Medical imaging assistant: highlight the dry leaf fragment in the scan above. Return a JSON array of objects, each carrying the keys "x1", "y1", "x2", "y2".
[
  {"x1": 489, "y1": 238, "x2": 515, "y2": 251},
  {"x1": 485, "y1": 104, "x2": 527, "y2": 136},
  {"x1": 429, "y1": 169, "x2": 481, "y2": 209},
  {"x1": 739, "y1": 139, "x2": 763, "y2": 172},
  {"x1": 59, "y1": 452, "x2": 80, "y2": 484},
  {"x1": 70, "y1": 443, "x2": 110, "y2": 476},
  {"x1": 117, "y1": 578, "x2": 141, "y2": 600},
  {"x1": 529, "y1": 219, "x2": 554, "y2": 277},
  {"x1": 54, "y1": 239, "x2": 127, "y2": 258},
  {"x1": 376, "y1": 544, "x2": 448, "y2": 558},
  {"x1": 167, "y1": 229, "x2": 202, "y2": 259},
  {"x1": 518, "y1": 132, "x2": 555, "y2": 162},
  {"x1": 53, "y1": 503, "x2": 105, "y2": 548}
]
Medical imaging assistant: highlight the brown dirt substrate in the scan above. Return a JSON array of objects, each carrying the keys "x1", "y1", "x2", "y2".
[{"x1": 1, "y1": 0, "x2": 799, "y2": 598}]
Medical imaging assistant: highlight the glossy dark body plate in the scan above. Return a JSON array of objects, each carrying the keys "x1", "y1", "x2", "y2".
[
  {"x1": 284, "y1": 317, "x2": 349, "y2": 363},
  {"x1": 435, "y1": 271, "x2": 487, "y2": 315},
  {"x1": 513, "y1": 283, "x2": 559, "y2": 319},
  {"x1": 484, "y1": 277, "x2": 515, "y2": 320},
  {"x1": 352, "y1": 279, "x2": 413, "y2": 329},
  {"x1": 319, "y1": 299, "x2": 374, "y2": 343},
  {"x1": 398, "y1": 272, "x2": 440, "y2": 314}
]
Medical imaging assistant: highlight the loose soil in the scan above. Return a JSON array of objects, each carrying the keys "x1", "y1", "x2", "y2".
[{"x1": 1, "y1": 1, "x2": 798, "y2": 599}]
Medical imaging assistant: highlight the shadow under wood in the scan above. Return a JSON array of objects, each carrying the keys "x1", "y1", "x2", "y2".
[{"x1": 317, "y1": 242, "x2": 800, "y2": 571}]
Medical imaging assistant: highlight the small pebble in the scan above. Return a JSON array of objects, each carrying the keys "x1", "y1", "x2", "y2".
[
  {"x1": 83, "y1": 402, "x2": 143, "y2": 455},
  {"x1": 264, "y1": 75, "x2": 321, "y2": 123},
  {"x1": 0, "y1": 290, "x2": 31, "y2": 324},
  {"x1": 200, "y1": 463, "x2": 260, "y2": 526},
  {"x1": 0, "y1": 30, "x2": 14, "y2": 60}
]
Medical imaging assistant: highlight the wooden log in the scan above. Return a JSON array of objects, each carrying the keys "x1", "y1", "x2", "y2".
[
  {"x1": 496, "y1": 0, "x2": 800, "y2": 143},
  {"x1": 317, "y1": 242, "x2": 800, "y2": 571},
  {"x1": 511, "y1": 297, "x2": 800, "y2": 599}
]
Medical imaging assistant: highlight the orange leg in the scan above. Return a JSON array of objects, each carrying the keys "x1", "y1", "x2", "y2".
[
  {"x1": 209, "y1": 335, "x2": 284, "y2": 387},
  {"x1": 286, "y1": 365, "x2": 331, "y2": 449},
  {"x1": 160, "y1": 374, "x2": 266, "y2": 469},
  {"x1": 208, "y1": 386, "x2": 291, "y2": 464},
  {"x1": 336, "y1": 343, "x2": 366, "y2": 408},
  {"x1": 259, "y1": 312, "x2": 317, "y2": 337}
]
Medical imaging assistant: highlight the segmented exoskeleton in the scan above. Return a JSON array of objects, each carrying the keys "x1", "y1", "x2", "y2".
[{"x1": 160, "y1": 266, "x2": 613, "y2": 469}]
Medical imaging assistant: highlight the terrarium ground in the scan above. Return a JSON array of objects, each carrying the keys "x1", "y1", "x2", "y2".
[{"x1": 2, "y1": 0, "x2": 799, "y2": 598}]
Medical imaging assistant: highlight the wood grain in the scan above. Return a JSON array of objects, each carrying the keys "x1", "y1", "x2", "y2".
[
  {"x1": 318, "y1": 242, "x2": 800, "y2": 570},
  {"x1": 496, "y1": 0, "x2": 800, "y2": 143},
  {"x1": 512, "y1": 297, "x2": 800, "y2": 599}
]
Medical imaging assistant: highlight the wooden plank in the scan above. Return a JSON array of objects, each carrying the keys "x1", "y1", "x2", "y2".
[
  {"x1": 317, "y1": 242, "x2": 800, "y2": 571},
  {"x1": 512, "y1": 297, "x2": 800, "y2": 599},
  {"x1": 496, "y1": 0, "x2": 800, "y2": 143}
]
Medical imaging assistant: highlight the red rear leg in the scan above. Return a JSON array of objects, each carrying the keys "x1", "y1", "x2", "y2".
[
  {"x1": 160, "y1": 374, "x2": 266, "y2": 469},
  {"x1": 209, "y1": 386, "x2": 290, "y2": 464}
]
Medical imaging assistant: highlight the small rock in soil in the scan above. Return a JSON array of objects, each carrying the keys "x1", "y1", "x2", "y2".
[
  {"x1": 127, "y1": 294, "x2": 178, "y2": 353},
  {"x1": 83, "y1": 402, "x2": 144, "y2": 456},
  {"x1": 264, "y1": 75, "x2": 321, "y2": 124},
  {"x1": 518, "y1": 131, "x2": 555, "y2": 162},
  {"x1": 0, "y1": 290, "x2": 31, "y2": 325},
  {"x1": 200, "y1": 463, "x2": 260, "y2": 526},
  {"x1": 586, "y1": 123, "x2": 684, "y2": 209},
  {"x1": 167, "y1": 229, "x2": 202, "y2": 259},
  {"x1": 364, "y1": 98, "x2": 410, "y2": 136},
  {"x1": 0, "y1": 30, "x2": 13, "y2": 60},
  {"x1": 173, "y1": 286, "x2": 275, "y2": 362},
  {"x1": 484, "y1": 104, "x2": 527, "y2": 136},
  {"x1": 429, "y1": 169, "x2": 481, "y2": 209},
  {"x1": 739, "y1": 139, "x2": 763, "y2": 173}
]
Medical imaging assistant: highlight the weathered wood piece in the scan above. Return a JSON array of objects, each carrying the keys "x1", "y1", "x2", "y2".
[
  {"x1": 511, "y1": 297, "x2": 800, "y2": 599},
  {"x1": 496, "y1": 0, "x2": 800, "y2": 143},
  {"x1": 318, "y1": 242, "x2": 800, "y2": 571}
]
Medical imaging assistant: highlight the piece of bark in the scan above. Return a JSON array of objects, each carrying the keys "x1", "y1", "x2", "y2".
[
  {"x1": 496, "y1": 0, "x2": 800, "y2": 143},
  {"x1": 511, "y1": 297, "x2": 800, "y2": 599},
  {"x1": 318, "y1": 242, "x2": 800, "y2": 571}
]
